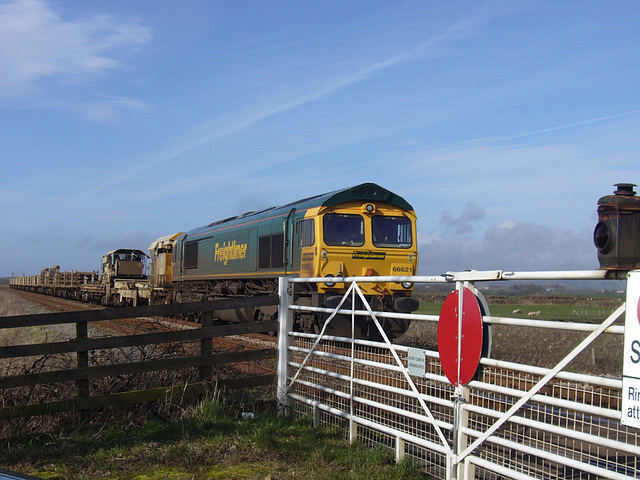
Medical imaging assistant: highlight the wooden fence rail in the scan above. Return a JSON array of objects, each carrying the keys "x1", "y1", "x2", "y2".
[{"x1": 0, "y1": 295, "x2": 279, "y2": 421}]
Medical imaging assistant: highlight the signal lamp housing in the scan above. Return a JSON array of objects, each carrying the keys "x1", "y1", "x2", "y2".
[{"x1": 594, "y1": 183, "x2": 640, "y2": 270}]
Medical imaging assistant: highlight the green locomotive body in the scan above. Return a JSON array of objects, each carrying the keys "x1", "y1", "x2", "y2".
[{"x1": 171, "y1": 183, "x2": 419, "y2": 338}]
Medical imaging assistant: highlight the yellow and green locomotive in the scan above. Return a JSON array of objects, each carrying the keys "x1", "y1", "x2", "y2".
[{"x1": 169, "y1": 183, "x2": 419, "y2": 338}]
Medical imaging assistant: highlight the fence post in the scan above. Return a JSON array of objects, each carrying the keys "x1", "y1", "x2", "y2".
[
  {"x1": 349, "y1": 420, "x2": 358, "y2": 444},
  {"x1": 277, "y1": 276, "x2": 294, "y2": 416},
  {"x1": 395, "y1": 436, "x2": 406, "y2": 463},
  {"x1": 200, "y1": 311, "x2": 213, "y2": 381},
  {"x1": 76, "y1": 320, "x2": 90, "y2": 423}
]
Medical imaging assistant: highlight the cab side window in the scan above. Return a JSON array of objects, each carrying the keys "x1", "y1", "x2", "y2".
[{"x1": 298, "y1": 219, "x2": 315, "y2": 248}]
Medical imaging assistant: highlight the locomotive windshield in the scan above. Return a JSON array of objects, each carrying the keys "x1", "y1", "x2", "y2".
[
  {"x1": 372, "y1": 216, "x2": 412, "y2": 248},
  {"x1": 323, "y1": 213, "x2": 365, "y2": 246}
]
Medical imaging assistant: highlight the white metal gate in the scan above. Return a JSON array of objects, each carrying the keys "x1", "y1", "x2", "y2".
[{"x1": 276, "y1": 271, "x2": 640, "y2": 479}]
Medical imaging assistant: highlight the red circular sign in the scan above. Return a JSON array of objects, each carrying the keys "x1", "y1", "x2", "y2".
[{"x1": 437, "y1": 287, "x2": 484, "y2": 386}]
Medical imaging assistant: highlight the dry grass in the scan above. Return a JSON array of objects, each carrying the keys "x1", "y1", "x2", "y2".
[
  {"x1": 0, "y1": 286, "x2": 53, "y2": 317},
  {"x1": 0, "y1": 286, "x2": 78, "y2": 349}
]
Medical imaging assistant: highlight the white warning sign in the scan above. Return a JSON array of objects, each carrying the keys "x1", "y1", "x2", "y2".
[
  {"x1": 407, "y1": 348, "x2": 426, "y2": 377},
  {"x1": 622, "y1": 271, "x2": 640, "y2": 428}
]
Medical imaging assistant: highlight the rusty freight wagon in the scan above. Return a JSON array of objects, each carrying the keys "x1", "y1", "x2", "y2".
[{"x1": 10, "y1": 248, "x2": 148, "y2": 306}]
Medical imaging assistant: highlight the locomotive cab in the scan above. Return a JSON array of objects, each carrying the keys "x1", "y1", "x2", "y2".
[
  {"x1": 102, "y1": 249, "x2": 148, "y2": 281},
  {"x1": 101, "y1": 248, "x2": 149, "y2": 306},
  {"x1": 297, "y1": 188, "x2": 419, "y2": 312},
  {"x1": 148, "y1": 233, "x2": 183, "y2": 304},
  {"x1": 292, "y1": 184, "x2": 419, "y2": 338},
  {"x1": 314, "y1": 208, "x2": 416, "y2": 291}
]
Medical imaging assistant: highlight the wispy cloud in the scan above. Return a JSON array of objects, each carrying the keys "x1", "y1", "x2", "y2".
[
  {"x1": 0, "y1": 0, "x2": 151, "y2": 98},
  {"x1": 457, "y1": 109, "x2": 640, "y2": 147},
  {"x1": 402, "y1": 108, "x2": 640, "y2": 197},
  {"x1": 68, "y1": 95, "x2": 150, "y2": 123},
  {"x1": 84, "y1": 4, "x2": 506, "y2": 195}
]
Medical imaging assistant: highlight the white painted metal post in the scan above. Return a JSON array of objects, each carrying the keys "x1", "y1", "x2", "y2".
[
  {"x1": 349, "y1": 282, "x2": 357, "y2": 444},
  {"x1": 277, "y1": 276, "x2": 294, "y2": 416},
  {"x1": 456, "y1": 281, "x2": 464, "y2": 387},
  {"x1": 452, "y1": 280, "x2": 472, "y2": 479},
  {"x1": 395, "y1": 436, "x2": 406, "y2": 463},
  {"x1": 454, "y1": 385, "x2": 470, "y2": 480},
  {"x1": 463, "y1": 458, "x2": 476, "y2": 480}
]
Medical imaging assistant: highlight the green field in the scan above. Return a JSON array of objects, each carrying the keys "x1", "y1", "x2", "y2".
[{"x1": 416, "y1": 301, "x2": 617, "y2": 322}]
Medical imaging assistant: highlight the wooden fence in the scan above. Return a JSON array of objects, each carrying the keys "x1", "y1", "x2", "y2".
[{"x1": 0, "y1": 295, "x2": 278, "y2": 420}]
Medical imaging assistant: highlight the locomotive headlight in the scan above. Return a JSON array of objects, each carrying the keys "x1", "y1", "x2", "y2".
[
  {"x1": 362, "y1": 203, "x2": 376, "y2": 213},
  {"x1": 593, "y1": 221, "x2": 614, "y2": 253},
  {"x1": 401, "y1": 281, "x2": 413, "y2": 289},
  {"x1": 324, "y1": 274, "x2": 336, "y2": 287}
]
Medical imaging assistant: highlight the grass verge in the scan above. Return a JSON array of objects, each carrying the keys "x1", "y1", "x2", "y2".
[{"x1": 0, "y1": 399, "x2": 429, "y2": 480}]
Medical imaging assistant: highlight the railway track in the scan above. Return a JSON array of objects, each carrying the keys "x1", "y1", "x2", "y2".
[
  {"x1": 18, "y1": 287, "x2": 617, "y2": 417},
  {"x1": 9, "y1": 287, "x2": 105, "y2": 314},
  {"x1": 8, "y1": 288, "x2": 619, "y2": 407},
  {"x1": 5, "y1": 288, "x2": 277, "y2": 375}
]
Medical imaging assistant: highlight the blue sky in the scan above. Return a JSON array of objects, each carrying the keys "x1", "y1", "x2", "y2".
[{"x1": 1, "y1": 0, "x2": 639, "y2": 277}]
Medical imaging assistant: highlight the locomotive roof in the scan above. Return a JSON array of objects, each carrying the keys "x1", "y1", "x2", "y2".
[
  {"x1": 182, "y1": 183, "x2": 414, "y2": 238},
  {"x1": 148, "y1": 232, "x2": 184, "y2": 251},
  {"x1": 105, "y1": 248, "x2": 148, "y2": 257}
]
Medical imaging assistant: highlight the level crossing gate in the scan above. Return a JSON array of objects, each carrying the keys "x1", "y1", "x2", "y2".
[{"x1": 276, "y1": 271, "x2": 640, "y2": 480}]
